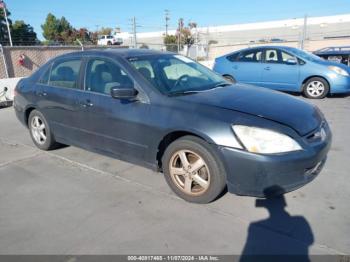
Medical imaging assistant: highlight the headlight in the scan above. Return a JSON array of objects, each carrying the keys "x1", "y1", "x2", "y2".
[
  {"x1": 328, "y1": 66, "x2": 349, "y2": 76},
  {"x1": 232, "y1": 125, "x2": 302, "y2": 154}
]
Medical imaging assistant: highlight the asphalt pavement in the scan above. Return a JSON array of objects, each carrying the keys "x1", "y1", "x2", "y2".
[{"x1": 0, "y1": 95, "x2": 349, "y2": 255}]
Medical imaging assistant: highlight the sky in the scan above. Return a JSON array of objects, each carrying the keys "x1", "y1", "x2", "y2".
[{"x1": 6, "y1": 0, "x2": 350, "y2": 40}]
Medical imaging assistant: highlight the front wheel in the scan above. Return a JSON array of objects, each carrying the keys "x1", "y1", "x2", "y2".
[
  {"x1": 162, "y1": 136, "x2": 227, "y2": 204},
  {"x1": 303, "y1": 77, "x2": 329, "y2": 99},
  {"x1": 28, "y1": 110, "x2": 58, "y2": 150}
]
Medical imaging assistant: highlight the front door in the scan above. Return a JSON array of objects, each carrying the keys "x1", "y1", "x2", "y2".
[
  {"x1": 77, "y1": 57, "x2": 150, "y2": 162},
  {"x1": 231, "y1": 48, "x2": 264, "y2": 85},
  {"x1": 260, "y1": 49, "x2": 300, "y2": 91}
]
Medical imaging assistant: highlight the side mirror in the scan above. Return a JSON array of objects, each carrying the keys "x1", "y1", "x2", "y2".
[
  {"x1": 110, "y1": 84, "x2": 138, "y2": 99},
  {"x1": 286, "y1": 58, "x2": 298, "y2": 65}
]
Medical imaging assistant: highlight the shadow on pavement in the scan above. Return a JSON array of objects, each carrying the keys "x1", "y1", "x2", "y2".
[{"x1": 240, "y1": 186, "x2": 314, "y2": 262}]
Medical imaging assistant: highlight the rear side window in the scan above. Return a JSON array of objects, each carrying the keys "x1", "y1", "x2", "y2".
[
  {"x1": 49, "y1": 59, "x2": 82, "y2": 89},
  {"x1": 237, "y1": 49, "x2": 262, "y2": 63}
]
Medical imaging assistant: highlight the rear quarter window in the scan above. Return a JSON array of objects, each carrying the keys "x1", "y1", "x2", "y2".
[
  {"x1": 226, "y1": 52, "x2": 240, "y2": 62},
  {"x1": 38, "y1": 65, "x2": 51, "y2": 85}
]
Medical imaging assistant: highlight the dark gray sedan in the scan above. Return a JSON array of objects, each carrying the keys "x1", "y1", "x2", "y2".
[{"x1": 14, "y1": 49, "x2": 331, "y2": 203}]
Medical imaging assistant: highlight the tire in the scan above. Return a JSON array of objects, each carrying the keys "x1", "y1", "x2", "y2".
[
  {"x1": 162, "y1": 136, "x2": 227, "y2": 204},
  {"x1": 107, "y1": 41, "x2": 112, "y2": 46},
  {"x1": 223, "y1": 75, "x2": 236, "y2": 84},
  {"x1": 303, "y1": 77, "x2": 329, "y2": 99},
  {"x1": 28, "y1": 110, "x2": 58, "y2": 151}
]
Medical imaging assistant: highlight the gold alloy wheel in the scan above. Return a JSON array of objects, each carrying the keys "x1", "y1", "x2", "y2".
[{"x1": 169, "y1": 150, "x2": 210, "y2": 196}]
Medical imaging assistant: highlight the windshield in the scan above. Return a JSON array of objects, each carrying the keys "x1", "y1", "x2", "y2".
[
  {"x1": 128, "y1": 54, "x2": 227, "y2": 95},
  {"x1": 291, "y1": 48, "x2": 322, "y2": 62}
]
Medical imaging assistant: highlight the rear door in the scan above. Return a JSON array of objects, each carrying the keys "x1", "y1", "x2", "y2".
[
  {"x1": 260, "y1": 48, "x2": 300, "y2": 91},
  {"x1": 231, "y1": 48, "x2": 264, "y2": 85},
  {"x1": 37, "y1": 56, "x2": 88, "y2": 144}
]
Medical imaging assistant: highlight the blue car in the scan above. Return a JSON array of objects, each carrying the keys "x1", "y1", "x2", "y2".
[{"x1": 213, "y1": 46, "x2": 350, "y2": 99}]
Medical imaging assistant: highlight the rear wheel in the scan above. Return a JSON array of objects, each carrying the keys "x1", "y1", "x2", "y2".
[
  {"x1": 223, "y1": 75, "x2": 236, "y2": 84},
  {"x1": 28, "y1": 110, "x2": 58, "y2": 150},
  {"x1": 303, "y1": 77, "x2": 329, "y2": 99},
  {"x1": 162, "y1": 136, "x2": 227, "y2": 204}
]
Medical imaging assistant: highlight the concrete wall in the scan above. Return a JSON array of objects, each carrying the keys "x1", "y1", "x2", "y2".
[{"x1": 0, "y1": 77, "x2": 22, "y2": 101}]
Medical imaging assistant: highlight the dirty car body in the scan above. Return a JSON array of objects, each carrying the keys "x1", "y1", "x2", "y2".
[{"x1": 14, "y1": 49, "x2": 332, "y2": 200}]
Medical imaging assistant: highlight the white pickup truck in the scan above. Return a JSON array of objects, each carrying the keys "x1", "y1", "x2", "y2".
[{"x1": 97, "y1": 35, "x2": 123, "y2": 46}]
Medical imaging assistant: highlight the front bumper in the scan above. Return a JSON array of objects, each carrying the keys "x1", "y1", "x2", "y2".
[
  {"x1": 217, "y1": 125, "x2": 332, "y2": 197},
  {"x1": 329, "y1": 75, "x2": 350, "y2": 94}
]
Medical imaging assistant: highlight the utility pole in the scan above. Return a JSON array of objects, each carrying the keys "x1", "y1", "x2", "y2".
[
  {"x1": 177, "y1": 18, "x2": 183, "y2": 53},
  {"x1": 301, "y1": 14, "x2": 308, "y2": 50},
  {"x1": 164, "y1": 9, "x2": 170, "y2": 36},
  {"x1": 132, "y1": 16, "x2": 137, "y2": 48},
  {"x1": 0, "y1": 1, "x2": 12, "y2": 46}
]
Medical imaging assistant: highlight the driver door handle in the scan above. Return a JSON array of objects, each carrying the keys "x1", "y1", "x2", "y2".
[
  {"x1": 79, "y1": 100, "x2": 93, "y2": 108},
  {"x1": 264, "y1": 66, "x2": 271, "y2": 71}
]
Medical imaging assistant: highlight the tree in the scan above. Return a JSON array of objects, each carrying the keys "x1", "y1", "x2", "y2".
[
  {"x1": 76, "y1": 28, "x2": 92, "y2": 44},
  {"x1": 41, "y1": 14, "x2": 81, "y2": 44},
  {"x1": 41, "y1": 13, "x2": 60, "y2": 42},
  {"x1": 163, "y1": 34, "x2": 177, "y2": 52},
  {"x1": 11, "y1": 20, "x2": 38, "y2": 45},
  {"x1": 181, "y1": 27, "x2": 195, "y2": 54},
  {"x1": 0, "y1": 7, "x2": 12, "y2": 45},
  {"x1": 98, "y1": 27, "x2": 113, "y2": 36}
]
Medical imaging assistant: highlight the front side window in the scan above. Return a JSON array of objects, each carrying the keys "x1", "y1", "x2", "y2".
[
  {"x1": 85, "y1": 59, "x2": 133, "y2": 95},
  {"x1": 129, "y1": 54, "x2": 225, "y2": 95},
  {"x1": 237, "y1": 49, "x2": 262, "y2": 63},
  {"x1": 265, "y1": 49, "x2": 279, "y2": 63},
  {"x1": 49, "y1": 59, "x2": 82, "y2": 89}
]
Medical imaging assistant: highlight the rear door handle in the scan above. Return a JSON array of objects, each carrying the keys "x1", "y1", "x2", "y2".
[
  {"x1": 37, "y1": 92, "x2": 47, "y2": 97},
  {"x1": 264, "y1": 66, "x2": 271, "y2": 71}
]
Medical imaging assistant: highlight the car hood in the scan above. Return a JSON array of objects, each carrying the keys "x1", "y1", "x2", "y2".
[
  {"x1": 316, "y1": 59, "x2": 350, "y2": 72},
  {"x1": 176, "y1": 84, "x2": 322, "y2": 136}
]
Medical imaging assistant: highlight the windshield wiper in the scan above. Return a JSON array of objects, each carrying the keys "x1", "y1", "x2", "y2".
[
  {"x1": 168, "y1": 90, "x2": 201, "y2": 97},
  {"x1": 213, "y1": 82, "x2": 231, "y2": 88}
]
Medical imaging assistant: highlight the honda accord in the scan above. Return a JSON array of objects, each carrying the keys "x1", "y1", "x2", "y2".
[{"x1": 14, "y1": 49, "x2": 332, "y2": 203}]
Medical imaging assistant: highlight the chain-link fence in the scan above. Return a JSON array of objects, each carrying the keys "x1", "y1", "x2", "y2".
[
  {"x1": 0, "y1": 45, "x2": 8, "y2": 79},
  {"x1": 1, "y1": 36, "x2": 349, "y2": 79},
  {"x1": 0, "y1": 45, "x2": 127, "y2": 78}
]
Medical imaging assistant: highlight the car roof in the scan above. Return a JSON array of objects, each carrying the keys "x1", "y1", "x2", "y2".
[
  {"x1": 314, "y1": 46, "x2": 350, "y2": 55},
  {"x1": 58, "y1": 48, "x2": 174, "y2": 59},
  {"x1": 222, "y1": 45, "x2": 296, "y2": 58}
]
